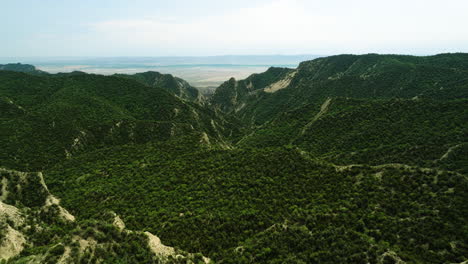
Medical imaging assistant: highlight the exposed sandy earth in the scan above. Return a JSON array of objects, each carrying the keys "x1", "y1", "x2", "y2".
[
  {"x1": 264, "y1": 71, "x2": 297, "y2": 93},
  {"x1": 44, "y1": 195, "x2": 76, "y2": 222},
  {"x1": 145, "y1": 231, "x2": 176, "y2": 257},
  {"x1": 299, "y1": 97, "x2": 332, "y2": 136},
  {"x1": 0, "y1": 225, "x2": 26, "y2": 260}
]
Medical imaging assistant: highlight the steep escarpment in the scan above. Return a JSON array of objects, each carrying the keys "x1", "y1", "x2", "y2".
[{"x1": 210, "y1": 67, "x2": 294, "y2": 115}]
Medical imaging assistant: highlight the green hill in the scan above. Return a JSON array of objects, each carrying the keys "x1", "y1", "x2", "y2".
[
  {"x1": 44, "y1": 139, "x2": 468, "y2": 263},
  {"x1": 1, "y1": 53, "x2": 468, "y2": 263},
  {"x1": 239, "y1": 97, "x2": 468, "y2": 173},
  {"x1": 116, "y1": 71, "x2": 203, "y2": 102},
  {"x1": 0, "y1": 71, "x2": 242, "y2": 171},
  {"x1": 0, "y1": 63, "x2": 48, "y2": 75},
  {"x1": 231, "y1": 54, "x2": 468, "y2": 174},
  {"x1": 210, "y1": 67, "x2": 295, "y2": 114},
  {"x1": 0, "y1": 167, "x2": 210, "y2": 263},
  {"x1": 212, "y1": 53, "x2": 468, "y2": 125}
]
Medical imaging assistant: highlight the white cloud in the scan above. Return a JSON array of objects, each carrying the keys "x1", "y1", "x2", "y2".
[
  {"x1": 92, "y1": 0, "x2": 327, "y2": 50},
  {"x1": 89, "y1": 0, "x2": 468, "y2": 55}
]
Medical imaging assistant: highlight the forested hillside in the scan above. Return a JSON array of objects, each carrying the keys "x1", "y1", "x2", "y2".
[
  {"x1": 0, "y1": 168, "x2": 211, "y2": 263},
  {"x1": 1, "y1": 54, "x2": 467, "y2": 263},
  {"x1": 115, "y1": 71, "x2": 203, "y2": 102},
  {"x1": 0, "y1": 63, "x2": 48, "y2": 75},
  {"x1": 211, "y1": 67, "x2": 294, "y2": 113},
  {"x1": 45, "y1": 139, "x2": 468, "y2": 263},
  {"x1": 0, "y1": 70, "x2": 242, "y2": 171},
  {"x1": 211, "y1": 53, "x2": 468, "y2": 125}
]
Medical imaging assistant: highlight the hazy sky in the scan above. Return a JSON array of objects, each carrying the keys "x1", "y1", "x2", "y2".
[{"x1": 2, "y1": 0, "x2": 468, "y2": 57}]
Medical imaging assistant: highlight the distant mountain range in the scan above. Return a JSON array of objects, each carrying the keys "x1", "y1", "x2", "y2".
[{"x1": 0, "y1": 54, "x2": 467, "y2": 263}]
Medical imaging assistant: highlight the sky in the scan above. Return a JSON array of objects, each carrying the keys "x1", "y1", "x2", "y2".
[{"x1": 2, "y1": 0, "x2": 468, "y2": 57}]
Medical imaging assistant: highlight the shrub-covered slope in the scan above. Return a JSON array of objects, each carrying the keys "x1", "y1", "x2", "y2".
[
  {"x1": 116, "y1": 71, "x2": 203, "y2": 102},
  {"x1": 210, "y1": 67, "x2": 295, "y2": 114},
  {"x1": 45, "y1": 139, "x2": 468, "y2": 263},
  {"x1": 1, "y1": 53, "x2": 468, "y2": 263},
  {"x1": 0, "y1": 63, "x2": 48, "y2": 75},
  {"x1": 231, "y1": 54, "x2": 468, "y2": 174},
  {"x1": 0, "y1": 71, "x2": 242, "y2": 171},
  {"x1": 212, "y1": 53, "x2": 468, "y2": 125},
  {"x1": 239, "y1": 97, "x2": 468, "y2": 173},
  {"x1": 0, "y1": 168, "x2": 211, "y2": 263}
]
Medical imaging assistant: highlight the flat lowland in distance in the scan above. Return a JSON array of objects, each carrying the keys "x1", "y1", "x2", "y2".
[{"x1": 0, "y1": 55, "x2": 319, "y2": 88}]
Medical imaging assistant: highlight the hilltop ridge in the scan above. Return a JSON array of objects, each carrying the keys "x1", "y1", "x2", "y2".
[
  {"x1": 0, "y1": 63, "x2": 48, "y2": 75},
  {"x1": 1, "y1": 53, "x2": 467, "y2": 263}
]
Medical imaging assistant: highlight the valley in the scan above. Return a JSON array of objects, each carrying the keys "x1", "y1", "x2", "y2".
[{"x1": 0, "y1": 53, "x2": 467, "y2": 263}]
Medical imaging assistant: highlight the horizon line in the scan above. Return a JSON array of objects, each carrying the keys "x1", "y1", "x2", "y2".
[{"x1": 2, "y1": 52, "x2": 462, "y2": 59}]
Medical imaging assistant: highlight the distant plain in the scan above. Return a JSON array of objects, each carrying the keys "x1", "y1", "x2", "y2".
[{"x1": 0, "y1": 55, "x2": 318, "y2": 88}]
